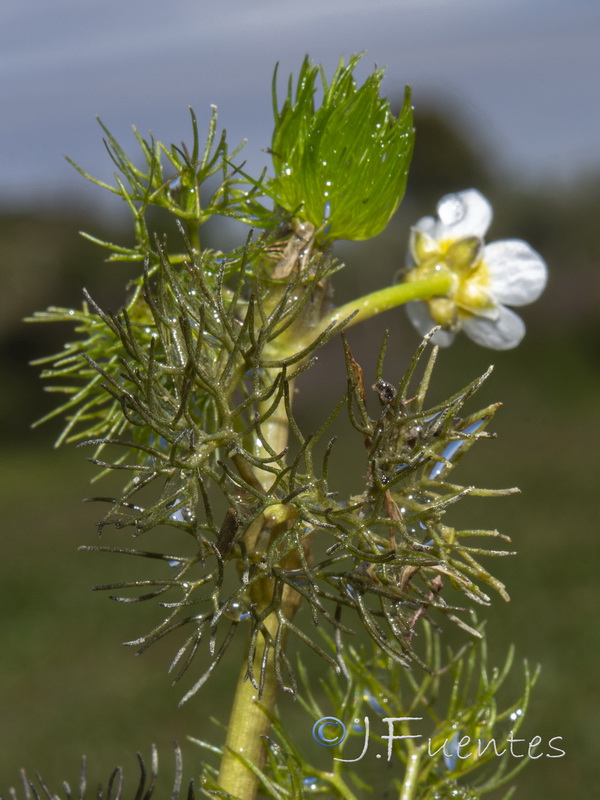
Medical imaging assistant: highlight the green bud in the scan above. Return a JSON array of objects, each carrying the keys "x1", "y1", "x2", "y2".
[
  {"x1": 411, "y1": 228, "x2": 440, "y2": 262},
  {"x1": 270, "y1": 55, "x2": 414, "y2": 243},
  {"x1": 445, "y1": 236, "x2": 483, "y2": 274}
]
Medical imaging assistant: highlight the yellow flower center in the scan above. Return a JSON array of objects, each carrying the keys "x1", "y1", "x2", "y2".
[{"x1": 407, "y1": 232, "x2": 496, "y2": 328}]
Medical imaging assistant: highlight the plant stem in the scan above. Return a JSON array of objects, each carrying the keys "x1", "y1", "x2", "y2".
[
  {"x1": 399, "y1": 747, "x2": 422, "y2": 800},
  {"x1": 218, "y1": 364, "x2": 298, "y2": 799},
  {"x1": 316, "y1": 271, "x2": 453, "y2": 336},
  {"x1": 217, "y1": 573, "x2": 302, "y2": 798},
  {"x1": 254, "y1": 368, "x2": 294, "y2": 490},
  {"x1": 217, "y1": 614, "x2": 282, "y2": 799}
]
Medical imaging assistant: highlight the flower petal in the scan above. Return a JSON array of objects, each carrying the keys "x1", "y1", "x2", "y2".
[
  {"x1": 435, "y1": 190, "x2": 492, "y2": 241},
  {"x1": 484, "y1": 239, "x2": 548, "y2": 306},
  {"x1": 412, "y1": 214, "x2": 438, "y2": 238},
  {"x1": 405, "y1": 301, "x2": 456, "y2": 347},
  {"x1": 462, "y1": 305, "x2": 526, "y2": 350}
]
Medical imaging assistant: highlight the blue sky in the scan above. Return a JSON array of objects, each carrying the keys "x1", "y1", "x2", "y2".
[{"x1": 2, "y1": 0, "x2": 599, "y2": 207}]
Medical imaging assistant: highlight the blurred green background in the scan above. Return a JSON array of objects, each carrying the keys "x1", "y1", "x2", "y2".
[{"x1": 1, "y1": 106, "x2": 599, "y2": 797}]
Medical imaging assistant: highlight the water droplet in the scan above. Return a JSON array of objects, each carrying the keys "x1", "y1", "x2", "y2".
[
  {"x1": 170, "y1": 506, "x2": 193, "y2": 523},
  {"x1": 438, "y1": 194, "x2": 467, "y2": 226},
  {"x1": 510, "y1": 708, "x2": 523, "y2": 721},
  {"x1": 302, "y1": 778, "x2": 319, "y2": 791},
  {"x1": 224, "y1": 600, "x2": 251, "y2": 622}
]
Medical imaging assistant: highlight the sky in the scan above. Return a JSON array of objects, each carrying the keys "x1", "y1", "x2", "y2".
[{"x1": 2, "y1": 0, "x2": 600, "y2": 209}]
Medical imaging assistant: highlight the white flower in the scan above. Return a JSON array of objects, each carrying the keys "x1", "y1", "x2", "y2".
[{"x1": 404, "y1": 189, "x2": 547, "y2": 349}]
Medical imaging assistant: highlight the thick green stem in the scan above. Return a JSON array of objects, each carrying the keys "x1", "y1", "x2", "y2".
[
  {"x1": 254, "y1": 369, "x2": 294, "y2": 490},
  {"x1": 218, "y1": 574, "x2": 301, "y2": 798},
  {"x1": 218, "y1": 365, "x2": 297, "y2": 799},
  {"x1": 399, "y1": 747, "x2": 422, "y2": 800},
  {"x1": 217, "y1": 614, "x2": 282, "y2": 798}
]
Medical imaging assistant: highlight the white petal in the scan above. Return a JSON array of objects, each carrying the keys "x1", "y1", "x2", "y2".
[
  {"x1": 412, "y1": 215, "x2": 437, "y2": 237},
  {"x1": 484, "y1": 240, "x2": 548, "y2": 306},
  {"x1": 405, "y1": 302, "x2": 456, "y2": 347},
  {"x1": 462, "y1": 305, "x2": 526, "y2": 350},
  {"x1": 435, "y1": 190, "x2": 492, "y2": 241}
]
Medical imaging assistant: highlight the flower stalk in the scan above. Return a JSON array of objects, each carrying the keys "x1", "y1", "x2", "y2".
[{"x1": 316, "y1": 270, "x2": 455, "y2": 336}]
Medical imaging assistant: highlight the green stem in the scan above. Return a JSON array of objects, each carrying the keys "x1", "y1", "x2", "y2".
[
  {"x1": 217, "y1": 614, "x2": 282, "y2": 799},
  {"x1": 254, "y1": 369, "x2": 294, "y2": 490},
  {"x1": 399, "y1": 747, "x2": 423, "y2": 800},
  {"x1": 218, "y1": 366, "x2": 298, "y2": 799},
  {"x1": 316, "y1": 271, "x2": 453, "y2": 335}
]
